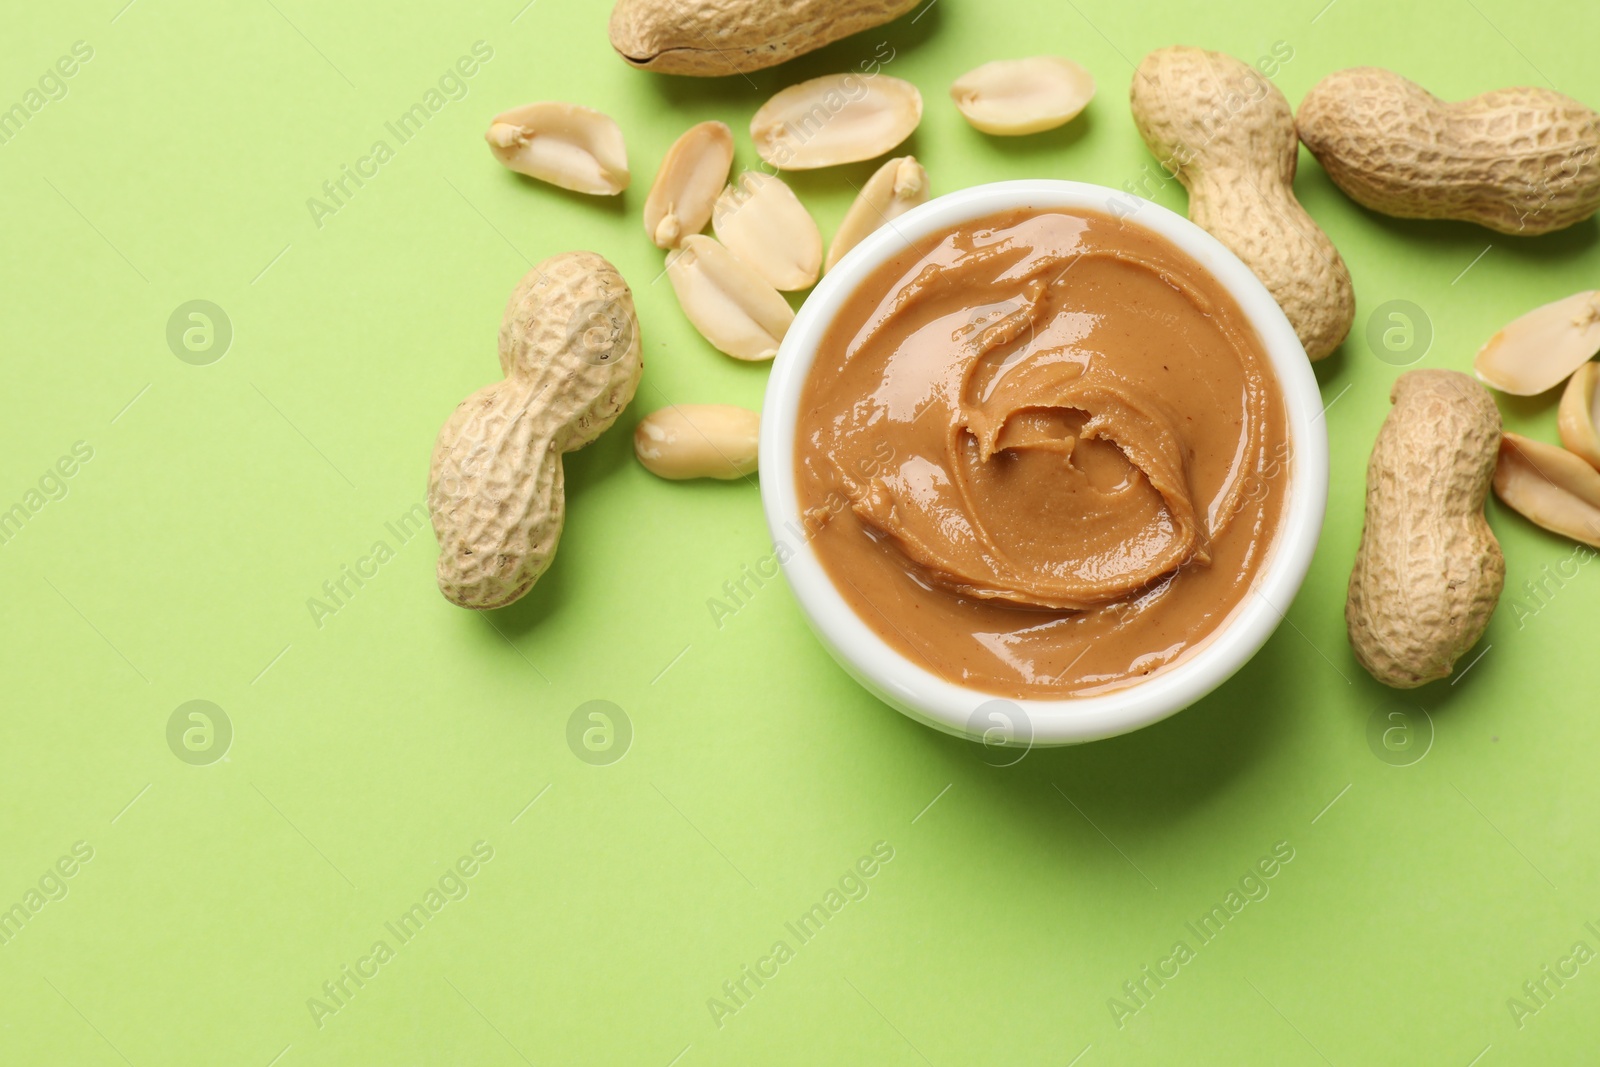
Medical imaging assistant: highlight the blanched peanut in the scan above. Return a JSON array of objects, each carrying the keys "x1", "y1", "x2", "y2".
[
  {"x1": 644, "y1": 121, "x2": 734, "y2": 249},
  {"x1": 1474, "y1": 290, "x2": 1600, "y2": 396},
  {"x1": 1494, "y1": 432, "x2": 1600, "y2": 548},
  {"x1": 484, "y1": 102, "x2": 630, "y2": 195},
  {"x1": 1558, "y1": 362, "x2": 1600, "y2": 469},
  {"x1": 713, "y1": 172, "x2": 822, "y2": 291},
  {"x1": 950, "y1": 56, "x2": 1095, "y2": 135},
  {"x1": 634, "y1": 405, "x2": 760, "y2": 480},
  {"x1": 665, "y1": 235, "x2": 794, "y2": 361},
  {"x1": 826, "y1": 155, "x2": 927, "y2": 273},
  {"x1": 751, "y1": 73, "x2": 922, "y2": 170}
]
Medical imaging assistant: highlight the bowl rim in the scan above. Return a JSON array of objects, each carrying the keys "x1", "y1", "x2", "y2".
[{"x1": 757, "y1": 179, "x2": 1330, "y2": 746}]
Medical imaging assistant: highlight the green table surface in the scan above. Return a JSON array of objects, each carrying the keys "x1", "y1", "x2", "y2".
[{"x1": 4, "y1": 0, "x2": 1598, "y2": 1063}]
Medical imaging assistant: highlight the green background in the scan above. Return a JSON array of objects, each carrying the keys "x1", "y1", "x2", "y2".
[{"x1": 3, "y1": 0, "x2": 1597, "y2": 1063}]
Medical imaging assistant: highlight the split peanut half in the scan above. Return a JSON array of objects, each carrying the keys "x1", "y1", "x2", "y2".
[
  {"x1": 643, "y1": 121, "x2": 734, "y2": 249},
  {"x1": 1558, "y1": 362, "x2": 1600, "y2": 469},
  {"x1": 485, "y1": 102, "x2": 630, "y2": 195},
  {"x1": 825, "y1": 155, "x2": 928, "y2": 273},
  {"x1": 666, "y1": 235, "x2": 794, "y2": 361},
  {"x1": 713, "y1": 172, "x2": 822, "y2": 291},
  {"x1": 1494, "y1": 432, "x2": 1600, "y2": 548},
  {"x1": 634, "y1": 404, "x2": 760, "y2": 480},
  {"x1": 950, "y1": 56, "x2": 1096, "y2": 135},
  {"x1": 751, "y1": 73, "x2": 922, "y2": 170},
  {"x1": 1474, "y1": 290, "x2": 1600, "y2": 395}
]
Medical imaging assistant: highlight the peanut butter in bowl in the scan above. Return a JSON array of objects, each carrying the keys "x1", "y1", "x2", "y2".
[{"x1": 794, "y1": 206, "x2": 1291, "y2": 699}]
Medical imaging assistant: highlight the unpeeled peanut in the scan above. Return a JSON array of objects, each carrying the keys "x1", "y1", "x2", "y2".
[
  {"x1": 429, "y1": 252, "x2": 642, "y2": 609},
  {"x1": 1347, "y1": 370, "x2": 1504, "y2": 688},
  {"x1": 1129, "y1": 46, "x2": 1355, "y2": 361},
  {"x1": 609, "y1": 0, "x2": 918, "y2": 76},
  {"x1": 634, "y1": 405, "x2": 760, "y2": 480},
  {"x1": 1297, "y1": 68, "x2": 1600, "y2": 236}
]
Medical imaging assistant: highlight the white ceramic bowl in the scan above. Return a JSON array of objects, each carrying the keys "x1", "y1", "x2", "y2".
[{"x1": 759, "y1": 180, "x2": 1328, "y2": 746}]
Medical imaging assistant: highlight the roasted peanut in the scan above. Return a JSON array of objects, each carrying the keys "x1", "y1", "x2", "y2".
[
  {"x1": 665, "y1": 235, "x2": 794, "y2": 360},
  {"x1": 751, "y1": 73, "x2": 922, "y2": 170},
  {"x1": 429, "y1": 252, "x2": 642, "y2": 609},
  {"x1": 950, "y1": 56, "x2": 1095, "y2": 135},
  {"x1": 634, "y1": 404, "x2": 760, "y2": 480},
  {"x1": 1347, "y1": 370, "x2": 1504, "y2": 688},
  {"x1": 1474, "y1": 290, "x2": 1600, "y2": 396},
  {"x1": 1129, "y1": 46, "x2": 1355, "y2": 361},
  {"x1": 1297, "y1": 68, "x2": 1600, "y2": 235},
  {"x1": 1494, "y1": 432, "x2": 1600, "y2": 549},
  {"x1": 644, "y1": 121, "x2": 734, "y2": 249},
  {"x1": 1558, "y1": 362, "x2": 1600, "y2": 469},
  {"x1": 485, "y1": 102, "x2": 630, "y2": 195},
  {"x1": 825, "y1": 155, "x2": 928, "y2": 273},
  {"x1": 609, "y1": 0, "x2": 918, "y2": 76},
  {"x1": 713, "y1": 172, "x2": 822, "y2": 291}
]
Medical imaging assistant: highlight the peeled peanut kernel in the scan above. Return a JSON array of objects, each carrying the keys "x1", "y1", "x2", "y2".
[
  {"x1": 825, "y1": 155, "x2": 928, "y2": 273},
  {"x1": 1474, "y1": 290, "x2": 1600, "y2": 396},
  {"x1": 950, "y1": 56, "x2": 1096, "y2": 135},
  {"x1": 665, "y1": 235, "x2": 794, "y2": 361},
  {"x1": 1558, "y1": 362, "x2": 1600, "y2": 469},
  {"x1": 1494, "y1": 432, "x2": 1600, "y2": 548},
  {"x1": 751, "y1": 73, "x2": 922, "y2": 170},
  {"x1": 634, "y1": 404, "x2": 760, "y2": 480},
  {"x1": 644, "y1": 121, "x2": 734, "y2": 249},
  {"x1": 485, "y1": 102, "x2": 630, "y2": 195},
  {"x1": 713, "y1": 172, "x2": 822, "y2": 291}
]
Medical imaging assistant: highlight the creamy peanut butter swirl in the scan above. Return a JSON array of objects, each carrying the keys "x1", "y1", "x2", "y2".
[{"x1": 797, "y1": 209, "x2": 1288, "y2": 697}]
